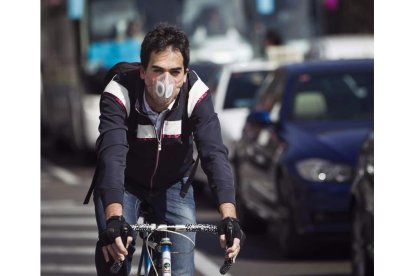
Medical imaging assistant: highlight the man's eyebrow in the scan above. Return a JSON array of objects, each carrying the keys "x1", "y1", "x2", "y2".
[{"x1": 151, "y1": 65, "x2": 183, "y2": 71}]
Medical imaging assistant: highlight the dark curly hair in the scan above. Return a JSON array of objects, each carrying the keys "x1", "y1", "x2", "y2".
[{"x1": 140, "y1": 22, "x2": 190, "y2": 70}]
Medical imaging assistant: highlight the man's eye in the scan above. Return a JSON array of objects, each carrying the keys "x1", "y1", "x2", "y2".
[{"x1": 171, "y1": 71, "x2": 181, "y2": 76}]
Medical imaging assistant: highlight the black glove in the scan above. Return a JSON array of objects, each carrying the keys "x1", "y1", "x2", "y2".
[
  {"x1": 98, "y1": 216, "x2": 136, "y2": 246},
  {"x1": 218, "y1": 217, "x2": 246, "y2": 248}
]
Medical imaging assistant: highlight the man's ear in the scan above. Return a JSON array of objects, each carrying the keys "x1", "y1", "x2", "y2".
[
  {"x1": 139, "y1": 66, "x2": 145, "y2": 79},
  {"x1": 183, "y1": 68, "x2": 189, "y2": 83}
]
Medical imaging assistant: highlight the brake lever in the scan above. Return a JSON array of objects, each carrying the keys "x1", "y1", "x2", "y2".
[
  {"x1": 219, "y1": 221, "x2": 234, "y2": 274},
  {"x1": 109, "y1": 227, "x2": 129, "y2": 274}
]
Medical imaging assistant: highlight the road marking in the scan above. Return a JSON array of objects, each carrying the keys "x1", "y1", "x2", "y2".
[
  {"x1": 42, "y1": 199, "x2": 81, "y2": 206},
  {"x1": 42, "y1": 217, "x2": 97, "y2": 226},
  {"x1": 41, "y1": 264, "x2": 139, "y2": 275},
  {"x1": 42, "y1": 245, "x2": 94, "y2": 255},
  {"x1": 195, "y1": 250, "x2": 233, "y2": 276},
  {"x1": 41, "y1": 264, "x2": 97, "y2": 274},
  {"x1": 42, "y1": 204, "x2": 95, "y2": 215},
  {"x1": 42, "y1": 158, "x2": 81, "y2": 186},
  {"x1": 42, "y1": 230, "x2": 97, "y2": 239}
]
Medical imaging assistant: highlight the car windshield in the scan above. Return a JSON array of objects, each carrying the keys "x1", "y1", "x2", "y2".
[
  {"x1": 182, "y1": 0, "x2": 248, "y2": 41},
  {"x1": 224, "y1": 70, "x2": 270, "y2": 109},
  {"x1": 290, "y1": 71, "x2": 373, "y2": 121}
]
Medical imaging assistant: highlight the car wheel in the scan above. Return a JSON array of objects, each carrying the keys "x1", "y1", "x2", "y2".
[
  {"x1": 233, "y1": 159, "x2": 268, "y2": 234},
  {"x1": 236, "y1": 194, "x2": 268, "y2": 234},
  {"x1": 269, "y1": 208, "x2": 301, "y2": 258},
  {"x1": 272, "y1": 171, "x2": 301, "y2": 258},
  {"x1": 351, "y1": 204, "x2": 373, "y2": 276}
]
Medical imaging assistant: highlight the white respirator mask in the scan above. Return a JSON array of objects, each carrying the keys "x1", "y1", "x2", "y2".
[
  {"x1": 154, "y1": 73, "x2": 175, "y2": 101},
  {"x1": 146, "y1": 73, "x2": 177, "y2": 111}
]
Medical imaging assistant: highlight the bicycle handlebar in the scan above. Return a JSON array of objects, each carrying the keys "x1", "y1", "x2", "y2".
[
  {"x1": 131, "y1": 223, "x2": 218, "y2": 233},
  {"x1": 109, "y1": 223, "x2": 233, "y2": 275}
]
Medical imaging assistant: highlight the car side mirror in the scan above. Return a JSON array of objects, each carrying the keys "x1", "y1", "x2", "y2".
[{"x1": 246, "y1": 111, "x2": 272, "y2": 125}]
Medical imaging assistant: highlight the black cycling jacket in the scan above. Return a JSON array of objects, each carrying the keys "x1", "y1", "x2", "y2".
[{"x1": 93, "y1": 67, "x2": 235, "y2": 208}]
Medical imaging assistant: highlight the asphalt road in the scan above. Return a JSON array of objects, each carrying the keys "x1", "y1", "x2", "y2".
[{"x1": 41, "y1": 140, "x2": 351, "y2": 276}]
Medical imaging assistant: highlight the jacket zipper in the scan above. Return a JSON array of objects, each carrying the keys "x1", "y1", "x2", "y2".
[
  {"x1": 135, "y1": 95, "x2": 174, "y2": 190},
  {"x1": 149, "y1": 121, "x2": 164, "y2": 190}
]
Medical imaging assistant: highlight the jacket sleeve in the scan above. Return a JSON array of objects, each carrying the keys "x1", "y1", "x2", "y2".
[
  {"x1": 94, "y1": 80, "x2": 130, "y2": 208},
  {"x1": 189, "y1": 76, "x2": 235, "y2": 206}
]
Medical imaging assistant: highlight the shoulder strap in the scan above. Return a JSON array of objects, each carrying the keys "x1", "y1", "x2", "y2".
[
  {"x1": 83, "y1": 168, "x2": 98, "y2": 204},
  {"x1": 180, "y1": 72, "x2": 200, "y2": 198}
]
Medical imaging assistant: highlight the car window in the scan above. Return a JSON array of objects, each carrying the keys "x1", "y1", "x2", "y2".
[
  {"x1": 290, "y1": 71, "x2": 373, "y2": 121},
  {"x1": 223, "y1": 70, "x2": 270, "y2": 109},
  {"x1": 253, "y1": 70, "x2": 285, "y2": 116}
]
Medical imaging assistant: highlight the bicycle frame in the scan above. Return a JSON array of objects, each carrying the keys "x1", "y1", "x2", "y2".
[
  {"x1": 137, "y1": 224, "x2": 197, "y2": 276},
  {"x1": 138, "y1": 231, "x2": 154, "y2": 276},
  {"x1": 138, "y1": 235, "x2": 172, "y2": 276}
]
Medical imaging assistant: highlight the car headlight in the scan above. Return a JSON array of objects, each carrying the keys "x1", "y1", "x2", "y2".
[{"x1": 296, "y1": 158, "x2": 353, "y2": 182}]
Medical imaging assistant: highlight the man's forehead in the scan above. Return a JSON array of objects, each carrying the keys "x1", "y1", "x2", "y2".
[{"x1": 149, "y1": 47, "x2": 184, "y2": 69}]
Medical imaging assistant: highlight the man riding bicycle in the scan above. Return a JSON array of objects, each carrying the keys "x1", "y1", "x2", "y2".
[{"x1": 84, "y1": 22, "x2": 245, "y2": 275}]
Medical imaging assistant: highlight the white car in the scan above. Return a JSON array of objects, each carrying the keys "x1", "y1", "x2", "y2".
[
  {"x1": 41, "y1": 65, "x2": 103, "y2": 153},
  {"x1": 194, "y1": 60, "x2": 278, "y2": 183}
]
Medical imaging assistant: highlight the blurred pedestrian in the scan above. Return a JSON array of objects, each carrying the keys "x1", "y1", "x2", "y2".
[
  {"x1": 261, "y1": 28, "x2": 283, "y2": 57},
  {"x1": 126, "y1": 18, "x2": 145, "y2": 42},
  {"x1": 263, "y1": 29, "x2": 283, "y2": 47}
]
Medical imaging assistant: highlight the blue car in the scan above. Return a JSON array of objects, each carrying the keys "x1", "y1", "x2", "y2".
[{"x1": 233, "y1": 59, "x2": 374, "y2": 257}]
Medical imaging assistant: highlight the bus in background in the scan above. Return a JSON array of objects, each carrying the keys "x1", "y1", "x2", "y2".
[
  {"x1": 42, "y1": 0, "x2": 149, "y2": 151},
  {"x1": 41, "y1": 0, "x2": 254, "y2": 152}
]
